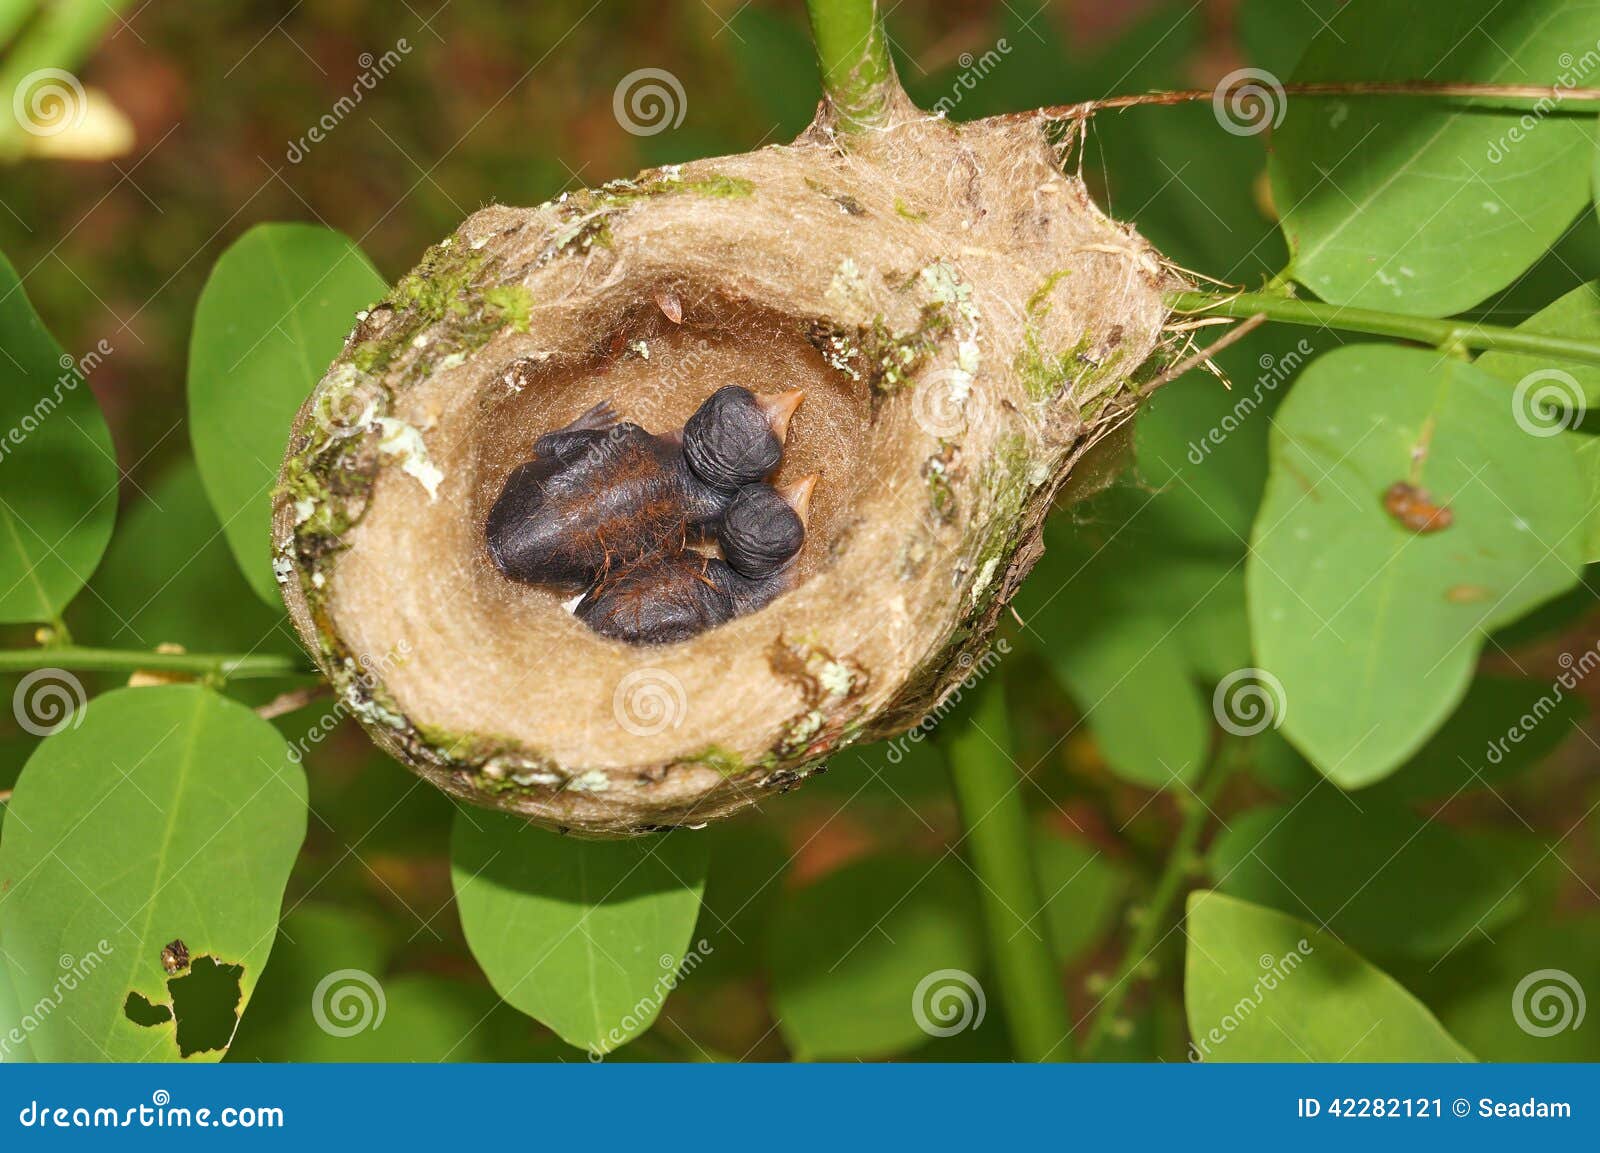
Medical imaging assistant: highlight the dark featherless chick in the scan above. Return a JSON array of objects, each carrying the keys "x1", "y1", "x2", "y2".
[
  {"x1": 575, "y1": 475, "x2": 817, "y2": 645},
  {"x1": 485, "y1": 385, "x2": 803, "y2": 591}
]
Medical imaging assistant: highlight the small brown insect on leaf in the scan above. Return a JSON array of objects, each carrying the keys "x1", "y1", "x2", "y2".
[
  {"x1": 1383, "y1": 481, "x2": 1453, "y2": 534},
  {"x1": 160, "y1": 938, "x2": 191, "y2": 975},
  {"x1": 654, "y1": 288, "x2": 683, "y2": 325}
]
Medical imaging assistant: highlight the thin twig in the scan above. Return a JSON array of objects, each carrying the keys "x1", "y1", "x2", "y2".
[
  {"x1": 995, "y1": 80, "x2": 1600, "y2": 126},
  {"x1": 1080, "y1": 741, "x2": 1233, "y2": 1059},
  {"x1": 1142, "y1": 312, "x2": 1269, "y2": 395},
  {"x1": 1167, "y1": 289, "x2": 1600, "y2": 368}
]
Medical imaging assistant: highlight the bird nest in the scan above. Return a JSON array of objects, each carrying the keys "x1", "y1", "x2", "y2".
[{"x1": 273, "y1": 89, "x2": 1179, "y2": 835}]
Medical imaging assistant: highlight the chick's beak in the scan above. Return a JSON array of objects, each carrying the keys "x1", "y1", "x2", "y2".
[
  {"x1": 779, "y1": 473, "x2": 819, "y2": 527},
  {"x1": 756, "y1": 388, "x2": 805, "y2": 442}
]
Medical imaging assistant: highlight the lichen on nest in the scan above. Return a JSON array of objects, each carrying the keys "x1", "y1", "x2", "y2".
[{"x1": 272, "y1": 85, "x2": 1184, "y2": 837}]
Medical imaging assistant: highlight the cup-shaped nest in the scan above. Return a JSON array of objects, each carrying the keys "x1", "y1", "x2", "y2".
[{"x1": 273, "y1": 95, "x2": 1178, "y2": 835}]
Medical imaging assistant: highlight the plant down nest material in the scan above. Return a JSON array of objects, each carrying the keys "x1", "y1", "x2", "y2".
[{"x1": 273, "y1": 88, "x2": 1182, "y2": 835}]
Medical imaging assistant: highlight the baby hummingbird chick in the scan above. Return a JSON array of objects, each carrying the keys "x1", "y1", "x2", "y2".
[
  {"x1": 485, "y1": 384, "x2": 804, "y2": 591},
  {"x1": 575, "y1": 475, "x2": 818, "y2": 645}
]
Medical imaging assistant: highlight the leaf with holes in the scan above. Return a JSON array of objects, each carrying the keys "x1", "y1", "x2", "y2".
[
  {"x1": 188, "y1": 224, "x2": 384, "y2": 606},
  {"x1": 0, "y1": 249, "x2": 117, "y2": 623},
  {"x1": 0, "y1": 684, "x2": 306, "y2": 1061},
  {"x1": 1249, "y1": 345, "x2": 1584, "y2": 787},
  {"x1": 1273, "y1": 0, "x2": 1599, "y2": 316},
  {"x1": 1185, "y1": 891, "x2": 1473, "y2": 1061},
  {"x1": 450, "y1": 811, "x2": 709, "y2": 1055}
]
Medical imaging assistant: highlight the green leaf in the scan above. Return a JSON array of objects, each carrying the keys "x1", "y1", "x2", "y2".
[
  {"x1": 450, "y1": 811, "x2": 709, "y2": 1056},
  {"x1": 1473, "y1": 281, "x2": 1600, "y2": 562},
  {"x1": 0, "y1": 249, "x2": 117, "y2": 622},
  {"x1": 225, "y1": 903, "x2": 389, "y2": 1062},
  {"x1": 0, "y1": 947, "x2": 34, "y2": 1062},
  {"x1": 0, "y1": 684, "x2": 307, "y2": 1061},
  {"x1": 1034, "y1": 826, "x2": 1126, "y2": 964},
  {"x1": 1022, "y1": 325, "x2": 1335, "y2": 789},
  {"x1": 1424, "y1": 914, "x2": 1600, "y2": 1062},
  {"x1": 1209, "y1": 794, "x2": 1537, "y2": 958},
  {"x1": 1577, "y1": 437, "x2": 1600, "y2": 561},
  {"x1": 1477, "y1": 280, "x2": 1600, "y2": 411},
  {"x1": 1239, "y1": 0, "x2": 1343, "y2": 78},
  {"x1": 1376, "y1": 674, "x2": 1584, "y2": 800},
  {"x1": 1185, "y1": 890, "x2": 1473, "y2": 1061},
  {"x1": 187, "y1": 224, "x2": 384, "y2": 606},
  {"x1": 1250, "y1": 345, "x2": 1585, "y2": 786},
  {"x1": 769, "y1": 852, "x2": 984, "y2": 1059},
  {"x1": 693, "y1": 820, "x2": 790, "y2": 983},
  {"x1": 72, "y1": 458, "x2": 294, "y2": 653},
  {"x1": 1273, "y1": 1, "x2": 1599, "y2": 316},
  {"x1": 1035, "y1": 595, "x2": 1210, "y2": 790}
]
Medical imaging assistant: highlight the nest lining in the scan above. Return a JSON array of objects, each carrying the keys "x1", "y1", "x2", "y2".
[{"x1": 274, "y1": 92, "x2": 1181, "y2": 835}]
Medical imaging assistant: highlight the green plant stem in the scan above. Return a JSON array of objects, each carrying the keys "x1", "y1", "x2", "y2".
[
  {"x1": 804, "y1": 0, "x2": 897, "y2": 130},
  {"x1": 943, "y1": 684, "x2": 1071, "y2": 1063},
  {"x1": 1080, "y1": 744, "x2": 1232, "y2": 1060},
  {"x1": 0, "y1": 644, "x2": 314, "y2": 681},
  {"x1": 1168, "y1": 290, "x2": 1600, "y2": 368}
]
